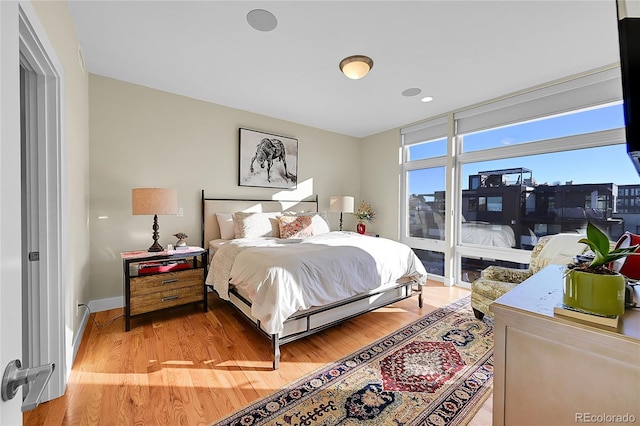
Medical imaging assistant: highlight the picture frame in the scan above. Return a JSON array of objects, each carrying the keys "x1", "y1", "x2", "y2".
[{"x1": 238, "y1": 128, "x2": 298, "y2": 189}]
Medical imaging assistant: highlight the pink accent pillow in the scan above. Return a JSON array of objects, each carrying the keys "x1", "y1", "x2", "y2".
[{"x1": 278, "y1": 215, "x2": 313, "y2": 239}]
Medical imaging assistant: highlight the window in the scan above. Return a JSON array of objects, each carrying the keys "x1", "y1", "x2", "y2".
[
  {"x1": 487, "y1": 197, "x2": 502, "y2": 212},
  {"x1": 408, "y1": 138, "x2": 447, "y2": 160},
  {"x1": 408, "y1": 167, "x2": 446, "y2": 240},
  {"x1": 401, "y1": 120, "x2": 448, "y2": 279},
  {"x1": 400, "y1": 67, "x2": 639, "y2": 286},
  {"x1": 462, "y1": 104, "x2": 625, "y2": 152}
]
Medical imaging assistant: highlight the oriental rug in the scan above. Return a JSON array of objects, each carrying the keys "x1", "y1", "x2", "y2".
[{"x1": 213, "y1": 296, "x2": 493, "y2": 426}]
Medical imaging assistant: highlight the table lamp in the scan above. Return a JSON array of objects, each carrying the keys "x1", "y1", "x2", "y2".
[
  {"x1": 329, "y1": 195, "x2": 354, "y2": 231},
  {"x1": 132, "y1": 188, "x2": 178, "y2": 252}
]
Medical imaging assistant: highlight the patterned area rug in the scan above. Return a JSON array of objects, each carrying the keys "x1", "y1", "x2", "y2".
[{"x1": 213, "y1": 296, "x2": 493, "y2": 426}]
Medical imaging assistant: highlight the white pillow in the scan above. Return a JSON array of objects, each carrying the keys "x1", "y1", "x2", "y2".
[
  {"x1": 215, "y1": 213, "x2": 235, "y2": 240},
  {"x1": 234, "y1": 212, "x2": 280, "y2": 238},
  {"x1": 311, "y1": 212, "x2": 331, "y2": 235}
]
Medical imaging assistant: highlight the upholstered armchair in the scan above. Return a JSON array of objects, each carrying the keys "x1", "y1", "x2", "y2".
[{"x1": 471, "y1": 233, "x2": 588, "y2": 320}]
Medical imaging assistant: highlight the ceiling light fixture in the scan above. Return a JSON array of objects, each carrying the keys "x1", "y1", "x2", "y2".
[
  {"x1": 339, "y1": 55, "x2": 373, "y2": 80},
  {"x1": 421, "y1": 96, "x2": 434, "y2": 103}
]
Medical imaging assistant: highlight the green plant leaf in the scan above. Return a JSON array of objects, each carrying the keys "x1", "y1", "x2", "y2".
[
  {"x1": 586, "y1": 222, "x2": 611, "y2": 256},
  {"x1": 579, "y1": 222, "x2": 640, "y2": 269}
]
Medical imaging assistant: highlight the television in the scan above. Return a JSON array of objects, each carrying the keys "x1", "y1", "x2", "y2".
[{"x1": 618, "y1": 16, "x2": 640, "y2": 175}]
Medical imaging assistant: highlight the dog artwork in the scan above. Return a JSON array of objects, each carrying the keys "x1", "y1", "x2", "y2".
[
  {"x1": 239, "y1": 128, "x2": 298, "y2": 189},
  {"x1": 250, "y1": 138, "x2": 289, "y2": 183}
]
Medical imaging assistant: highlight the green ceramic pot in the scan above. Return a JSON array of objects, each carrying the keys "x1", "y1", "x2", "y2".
[{"x1": 563, "y1": 269, "x2": 625, "y2": 317}]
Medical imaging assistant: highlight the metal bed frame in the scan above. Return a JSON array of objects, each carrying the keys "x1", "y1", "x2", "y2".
[{"x1": 201, "y1": 191, "x2": 423, "y2": 369}]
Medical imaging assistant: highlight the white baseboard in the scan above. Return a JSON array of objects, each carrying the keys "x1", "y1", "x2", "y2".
[
  {"x1": 88, "y1": 295, "x2": 124, "y2": 313},
  {"x1": 71, "y1": 295, "x2": 124, "y2": 365},
  {"x1": 72, "y1": 307, "x2": 90, "y2": 363}
]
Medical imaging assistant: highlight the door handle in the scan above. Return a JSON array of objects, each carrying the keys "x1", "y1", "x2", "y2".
[{"x1": 1, "y1": 359, "x2": 55, "y2": 411}]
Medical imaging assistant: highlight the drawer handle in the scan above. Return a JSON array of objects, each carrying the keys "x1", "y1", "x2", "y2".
[
  {"x1": 162, "y1": 278, "x2": 179, "y2": 285},
  {"x1": 162, "y1": 295, "x2": 180, "y2": 302}
]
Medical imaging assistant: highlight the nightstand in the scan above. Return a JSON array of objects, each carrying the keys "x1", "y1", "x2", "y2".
[{"x1": 121, "y1": 247, "x2": 208, "y2": 331}]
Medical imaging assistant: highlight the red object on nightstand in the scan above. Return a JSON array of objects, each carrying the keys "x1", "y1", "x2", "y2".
[
  {"x1": 138, "y1": 259, "x2": 190, "y2": 275},
  {"x1": 356, "y1": 223, "x2": 366, "y2": 234}
]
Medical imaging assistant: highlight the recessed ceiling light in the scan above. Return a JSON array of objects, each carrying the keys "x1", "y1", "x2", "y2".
[
  {"x1": 402, "y1": 88, "x2": 422, "y2": 97},
  {"x1": 421, "y1": 96, "x2": 434, "y2": 103},
  {"x1": 339, "y1": 55, "x2": 374, "y2": 79},
  {"x1": 247, "y1": 9, "x2": 278, "y2": 32}
]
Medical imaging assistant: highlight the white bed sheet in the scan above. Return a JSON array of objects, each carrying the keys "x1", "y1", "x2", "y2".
[{"x1": 205, "y1": 231, "x2": 427, "y2": 334}]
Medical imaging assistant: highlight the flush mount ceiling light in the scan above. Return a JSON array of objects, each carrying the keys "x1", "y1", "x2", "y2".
[
  {"x1": 421, "y1": 96, "x2": 435, "y2": 103},
  {"x1": 339, "y1": 55, "x2": 374, "y2": 79}
]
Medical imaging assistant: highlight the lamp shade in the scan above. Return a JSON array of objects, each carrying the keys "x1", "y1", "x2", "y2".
[
  {"x1": 339, "y1": 55, "x2": 373, "y2": 80},
  {"x1": 329, "y1": 195, "x2": 354, "y2": 213},
  {"x1": 132, "y1": 188, "x2": 177, "y2": 215}
]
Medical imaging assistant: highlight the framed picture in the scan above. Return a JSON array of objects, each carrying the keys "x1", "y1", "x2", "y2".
[{"x1": 239, "y1": 128, "x2": 298, "y2": 189}]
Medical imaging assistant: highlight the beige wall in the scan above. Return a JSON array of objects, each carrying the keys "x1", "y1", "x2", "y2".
[
  {"x1": 89, "y1": 75, "x2": 362, "y2": 301},
  {"x1": 30, "y1": 1, "x2": 90, "y2": 347},
  {"x1": 360, "y1": 128, "x2": 402, "y2": 239}
]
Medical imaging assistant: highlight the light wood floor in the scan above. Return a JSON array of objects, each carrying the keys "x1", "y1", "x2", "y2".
[{"x1": 23, "y1": 282, "x2": 492, "y2": 425}]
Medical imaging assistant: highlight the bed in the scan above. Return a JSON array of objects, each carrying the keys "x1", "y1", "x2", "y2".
[{"x1": 200, "y1": 191, "x2": 427, "y2": 369}]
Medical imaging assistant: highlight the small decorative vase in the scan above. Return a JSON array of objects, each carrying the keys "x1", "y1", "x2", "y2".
[
  {"x1": 173, "y1": 232, "x2": 188, "y2": 248},
  {"x1": 563, "y1": 269, "x2": 625, "y2": 317},
  {"x1": 356, "y1": 222, "x2": 366, "y2": 234}
]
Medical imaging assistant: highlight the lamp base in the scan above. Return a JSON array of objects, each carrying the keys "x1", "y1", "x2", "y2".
[
  {"x1": 147, "y1": 214, "x2": 164, "y2": 252},
  {"x1": 147, "y1": 241, "x2": 164, "y2": 252}
]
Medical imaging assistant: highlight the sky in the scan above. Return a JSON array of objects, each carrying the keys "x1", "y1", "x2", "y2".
[{"x1": 409, "y1": 103, "x2": 639, "y2": 195}]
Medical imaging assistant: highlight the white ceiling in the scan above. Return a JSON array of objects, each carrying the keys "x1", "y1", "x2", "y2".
[{"x1": 67, "y1": 1, "x2": 622, "y2": 138}]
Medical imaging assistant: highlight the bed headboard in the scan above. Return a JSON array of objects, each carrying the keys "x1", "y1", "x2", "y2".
[{"x1": 201, "y1": 190, "x2": 319, "y2": 247}]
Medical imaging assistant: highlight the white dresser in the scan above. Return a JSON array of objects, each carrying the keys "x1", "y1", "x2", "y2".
[{"x1": 490, "y1": 265, "x2": 640, "y2": 426}]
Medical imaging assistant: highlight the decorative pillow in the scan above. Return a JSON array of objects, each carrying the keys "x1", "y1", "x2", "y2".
[
  {"x1": 233, "y1": 212, "x2": 280, "y2": 238},
  {"x1": 281, "y1": 212, "x2": 331, "y2": 235},
  {"x1": 215, "y1": 213, "x2": 236, "y2": 240},
  {"x1": 277, "y1": 215, "x2": 313, "y2": 239}
]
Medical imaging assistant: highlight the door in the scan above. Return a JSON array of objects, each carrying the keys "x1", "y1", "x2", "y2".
[
  {"x1": 2, "y1": 2, "x2": 65, "y2": 421},
  {"x1": 1, "y1": 1, "x2": 25, "y2": 423}
]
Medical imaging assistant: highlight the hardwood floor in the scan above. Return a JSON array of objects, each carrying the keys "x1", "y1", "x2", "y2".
[{"x1": 23, "y1": 282, "x2": 492, "y2": 425}]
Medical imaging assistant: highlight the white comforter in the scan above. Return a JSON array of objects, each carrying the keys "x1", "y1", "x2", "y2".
[{"x1": 206, "y1": 232, "x2": 427, "y2": 334}]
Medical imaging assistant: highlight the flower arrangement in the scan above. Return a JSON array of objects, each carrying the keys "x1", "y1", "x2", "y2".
[{"x1": 353, "y1": 201, "x2": 376, "y2": 223}]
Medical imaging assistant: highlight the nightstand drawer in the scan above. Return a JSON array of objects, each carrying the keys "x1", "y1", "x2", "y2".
[
  {"x1": 130, "y1": 268, "x2": 202, "y2": 296},
  {"x1": 130, "y1": 285, "x2": 202, "y2": 316}
]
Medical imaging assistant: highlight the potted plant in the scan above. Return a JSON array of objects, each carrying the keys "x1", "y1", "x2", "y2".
[
  {"x1": 353, "y1": 201, "x2": 376, "y2": 234},
  {"x1": 564, "y1": 222, "x2": 639, "y2": 317}
]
